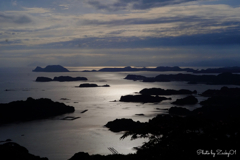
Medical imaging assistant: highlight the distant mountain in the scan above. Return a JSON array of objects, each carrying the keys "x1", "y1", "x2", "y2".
[{"x1": 32, "y1": 65, "x2": 69, "y2": 72}]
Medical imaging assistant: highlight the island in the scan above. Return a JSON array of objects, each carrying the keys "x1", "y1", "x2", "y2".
[
  {"x1": 53, "y1": 76, "x2": 87, "y2": 82},
  {"x1": 191, "y1": 66, "x2": 240, "y2": 73},
  {"x1": 124, "y1": 72, "x2": 240, "y2": 85},
  {"x1": 82, "y1": 66, "x2": 240, "y2": 73},
  {"x1": 0, "y1": 97, "x2": 75, "y2": 125},
  {"x1": 200, "y1": 86, "x2": 240, "y2": 96},
  {"x1": 79, "y1": 83, "x2": 110, "y2": 87},
  {"x1": 171, "y1": 95, "x2": 198, "y2": 105},
  {"x1": 139, "y1": 88, "x2": 197, "y2": 95},
  {"x1": 119, "y1": 95, "x2": 171, "y2": 103},
  {"x1": 35, "y1": 77, "x2": 52, "y2": 82},
  {"x1": 32, "y1": 65, "x2": 69, "y2": 72},
  {"x1": 82, "y1": 66, "x2": 194, "y2": 72},
  {"x1": 104, "y1": 118, "x2": 145, "y2": 132},
  {"x1": 36, "y1": 76, "x2": 88, "y2": 82}
]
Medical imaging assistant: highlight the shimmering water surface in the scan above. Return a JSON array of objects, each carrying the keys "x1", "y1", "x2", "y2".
[{"x1": 0, "y1": 67, "x2": 237, "y2": 160}]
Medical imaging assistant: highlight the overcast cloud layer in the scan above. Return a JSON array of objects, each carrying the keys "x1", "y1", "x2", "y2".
[{"x1": 0, "y1": 0, "x2": 240, "y2": 67}]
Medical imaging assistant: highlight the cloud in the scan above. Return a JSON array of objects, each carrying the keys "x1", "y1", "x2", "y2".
[
  {"x1": 6, "y1": 7, "x2": 51, "y2": 14},
  {"x1": 87, "y1": 0, "x2": 202, "y2": 11},
  {"x1": 1, "y1": 3, "x2": 240, "y2": 49},
  {"x1": 108, "y1": 30, "x2": 126, "y2": 34},
  {"x1": 39, "y1": 26, "x2": 240, "y2": 50},
  {"x1": 0, "y1": 13, "x2": 32, "y2": 24},
  {"x1": 11, "y1": 0, "x2": 17, "y2": 6},
  {"x1": 82, "y1": 15, "x2": 204, "y2": 26},
  {"x1": 59, "y1": 4, "x2": 69, "y2": 10}
]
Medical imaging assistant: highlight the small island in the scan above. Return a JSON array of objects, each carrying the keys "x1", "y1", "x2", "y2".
[
  {"x1": 104, "y1": 118, "x2": 145, "y2": 132},
  {"x1": 124, "y1": 72, "x2": 240, "y2": 85},
  {"x1": 119, "y1": 95, "x2": 171, "y2": 103},
  {"x1": 0, "y1": 97, "x2": 75, "y2": 125},
  {"x1": 171, "y1": 95, "x2": 198, "y2": 105},
  {"x1": 140, "y1": 88, "x2": 197, "y2": 95},
  {"x1": 79, "y1": 83, "x2": 110, "y2": 87},
  {"x1": 32, "y1": 65, "x2": 69, "y2": 72},
  {"x1": 36, "y1": 76, "x2": 88, "y2": 82},
  {"x1": 200, "y1": 86, "x2": 240, "y2": 97}
]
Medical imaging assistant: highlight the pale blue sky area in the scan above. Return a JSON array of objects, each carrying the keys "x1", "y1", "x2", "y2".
[{"x1": 0, "y1": 0, "x2": 240, "y2": 67}]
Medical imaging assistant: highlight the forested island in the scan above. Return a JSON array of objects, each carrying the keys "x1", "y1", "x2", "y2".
[
  {"x1": 124, "y1": 72, "x2": 240, "y2": 85},
  {"x1": 36, "y1": 76, "x2": 88, "y2": 82},
  {"x1": 0, "y1": 97, "x2": 75, "y2": 125}
]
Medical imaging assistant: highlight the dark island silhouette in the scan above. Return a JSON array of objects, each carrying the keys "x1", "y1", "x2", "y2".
[
  {"x1": 82, "y1": 66, "x2": 240, "y2": 73},
  {"x1": 200, "y1": 86, "x2": 240, "y2": 96},
  {"x1": 36, "y1": 76, "x2": 88, "y2": 82},
  {"x1": 79, "y1": 83, "x2": 110, "y2": 87},
  {"x1": 191, "y1": 66, "x2": 240, "y2": 73},
  {"x1": 171, "y1": 95, "x2": 198, "y2": 105},
  {"x1": 32, "y1": 65, "x2": 69, "y2": 72},
  {"x1": 83, "y1": 66, "x2": 195, "y2": 72},
  {"x1": 0, "y1": 142, "x2": 48, "y2": 160},
  {"x1": 125, "y1": 72, "x2": 240, "y2": 85},
  {"x1": 35, "y1": 77, "x2": 53, "y2": 82},
  {"x1": 0, "y1": 97, "x2": 74, "y2": 125},
  {"x1": 105, "y1": 118, "x2": 144, "y2": 132},
  {"x1": 32, "y1": 65, "x2": 240, "y2": 74},
  {"x1": 119, "y1": 95, "x2": 171, "y2": 103},
  {"x1": 140, "y1": 88, "x2": 197, "y2": 95}
]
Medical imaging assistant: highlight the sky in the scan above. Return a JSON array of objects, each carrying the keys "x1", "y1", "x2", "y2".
[{"x1": 0, "y1": 0, "x2": 240, "y2": 67}]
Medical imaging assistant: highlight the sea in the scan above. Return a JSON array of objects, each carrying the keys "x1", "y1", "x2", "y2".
[{"x1": 0, "y1": 66, "x2": 238, "y2": 160}]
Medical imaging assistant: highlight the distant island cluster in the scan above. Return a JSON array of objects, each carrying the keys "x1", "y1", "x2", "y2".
[
  {"x1": 33, "y1": 65, "x2": 240, "y2": 73},
  {"x1": 1, "y1": 64, "x2": 240, "y2": 160},
  {"x1": 34, "y1": 65, "x2": 240, "y2": 85}
]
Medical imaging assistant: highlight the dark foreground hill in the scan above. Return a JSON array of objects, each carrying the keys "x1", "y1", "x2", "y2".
[{"x1": 0, "y1": 142, "x2": 48, "y2": 160}]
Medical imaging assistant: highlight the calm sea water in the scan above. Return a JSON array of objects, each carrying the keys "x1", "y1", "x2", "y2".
[{"x1": 0, "y1": 67, "x2": 237, "y2": 160}]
